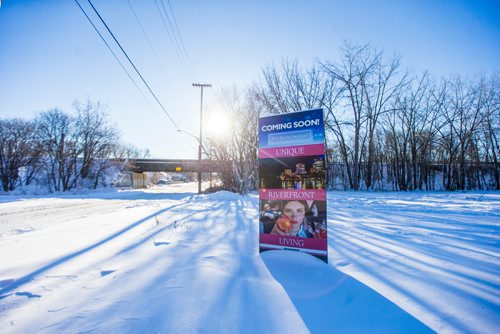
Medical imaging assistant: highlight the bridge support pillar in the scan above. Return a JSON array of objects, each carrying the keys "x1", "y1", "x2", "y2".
[{"x1": 132, "y1": 172, "x2": 147, "y2": 189}]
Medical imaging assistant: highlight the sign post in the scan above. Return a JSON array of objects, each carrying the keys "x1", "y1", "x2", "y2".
[{"x1": 258, "y1": 109, "x2": 328, "y2": 262}]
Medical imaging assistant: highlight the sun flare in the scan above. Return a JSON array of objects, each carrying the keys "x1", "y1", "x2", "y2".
[{"x1": 206, "y1": 112, "x2": 231, "y2": 137}]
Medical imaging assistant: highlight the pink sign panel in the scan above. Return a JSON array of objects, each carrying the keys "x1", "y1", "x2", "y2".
[
  {"x1": 259, "y1": 143, "x2": 325, "y2": 159},
  {"x1": 260, "y1": 234, "x2": 328, "y2": 252},
  {"x1": 259, "y1": 189, "x2": 326, "y2": 201}
]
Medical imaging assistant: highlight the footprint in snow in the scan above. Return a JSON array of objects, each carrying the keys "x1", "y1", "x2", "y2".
[
  {"x1": 100, "y1": 270, "x2": 116, "y2": 277},
  {"x1": 336, "y1": 261, "x2": 351, "y2": 267},
  {"x1": 15, "y1": 291, "x2": 41, "y2": 298},
  {"x1": 154, "y1": 241, "x2": 170, "y2": 246},
  {"x1": 48, "y1": 306, "x2": 68, "y2": 313}
]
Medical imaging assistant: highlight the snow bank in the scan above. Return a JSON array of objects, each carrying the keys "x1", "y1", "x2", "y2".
[{"x1": 0, "y1": 185, "x2": 498, "y2": 333}]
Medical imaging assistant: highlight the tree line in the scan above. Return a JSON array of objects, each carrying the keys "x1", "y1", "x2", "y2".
[
  {"x1": 2, "y1": 43, "x2": 497, "y2": 193},
  {"x1": 0, "y1": 100, "x2": 149, "y2": 192},
  {"x1": 207, "y1": 43, "x2": 499, "y2": 192}
]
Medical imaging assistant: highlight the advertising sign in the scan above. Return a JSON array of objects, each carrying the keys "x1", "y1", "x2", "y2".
[{"x1": 258, "y1": 109, "x2": 328, "y2": 262}]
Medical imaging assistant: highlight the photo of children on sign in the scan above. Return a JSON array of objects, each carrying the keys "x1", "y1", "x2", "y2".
[
  {"x1": 259, "y1": 199, "x2": 327, "y2": 239},
  {"x1": 259, "y1": 155, "x2": 326, "y2": 190}
]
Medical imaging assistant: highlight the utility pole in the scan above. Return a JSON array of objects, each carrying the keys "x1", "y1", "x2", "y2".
[{"x1": 192, "y1": 83, "x2": 211, "y2": 194}]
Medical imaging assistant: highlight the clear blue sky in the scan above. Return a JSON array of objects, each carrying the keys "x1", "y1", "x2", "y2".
[{"x1": 1, "y1": 0, "x2": 499, "y2": 159}]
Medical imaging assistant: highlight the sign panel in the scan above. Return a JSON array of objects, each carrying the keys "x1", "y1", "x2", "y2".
[{"x1": 258, "y1": 109, "x2": 328, "y2": 262}]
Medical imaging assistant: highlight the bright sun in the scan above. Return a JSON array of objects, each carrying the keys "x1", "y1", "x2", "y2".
[{"x1": 205, "y1": 112, "x2": 231, "y2": 137}]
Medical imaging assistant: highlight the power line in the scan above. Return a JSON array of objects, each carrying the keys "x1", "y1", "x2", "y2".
[
  {"x1": 154, "y1": 0, "x2": 195, "y2": 78},
  {"x1": 154, "y1": 0, "x2": 188, "y2": 73},
  {"x1": 125, "y1": 0, "x2": 171, "y2": 82},
  {"x1": 84, "y1": 0, "x2": 179, "y2": 129},
  {"x1": 78, "y1": 0, "x2": 180, "y2": 130},
  {"x1": 74, "y1": 0, "x2": 146, "y2": 102},
  {"x1": 159, "y1": 0, "x2": 183, "y2": 56},
  {"x1": 75, "y1": 0, "x2": 211, "y2": 154},
  {"x1": 164, "y1": 0, "x2": 194, "y2": 75},
  {"x1": 75, "y1": 0, "x2": 163, "y2": 117}
]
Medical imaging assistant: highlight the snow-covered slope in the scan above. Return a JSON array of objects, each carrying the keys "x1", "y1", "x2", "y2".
[{"x1": 0, "y1": 184, "x2": 498, "y2": 333}]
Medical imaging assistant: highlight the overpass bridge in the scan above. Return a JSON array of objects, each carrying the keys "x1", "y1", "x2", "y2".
[
  {"x1": 126, "y1": 159, "x2": 223, "y2": 173},
  {"x1": 122, "y1": 159, "x2": 228, "y2": 188}
]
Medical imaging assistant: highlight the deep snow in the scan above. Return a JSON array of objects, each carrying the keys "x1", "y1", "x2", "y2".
[{"x1": 0, "y1": 183, "x2": 499, "y2": 333}]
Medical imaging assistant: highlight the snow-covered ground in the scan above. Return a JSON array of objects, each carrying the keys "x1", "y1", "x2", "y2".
[{"x1": 0, "y1": 183, "x2": 499, "y2": 333}]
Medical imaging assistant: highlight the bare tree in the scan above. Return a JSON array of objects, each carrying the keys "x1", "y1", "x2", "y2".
[
  {"x1": 73, "y1": 99, "x2": 121, "y2": 188},
  {"x1": 384, "y1": 72, "x2": 442, "y2": 190},
  {"x1": 256, "y1": 60, "x2": 332, "y2": 114},
  {"x1": 0, "y1": 102, "x2": 148, "y2": 192},
  {"x1": 250, "y1": 43, "x2": 498, "y2": 191},
  {"x1": 480, "y1": 75, "x2": 500, "y2": 189},
  {"x1": 35, "y1": 109, "x2": 81, "y2": 191},
  {"x1": 321, "y1": 43, "x2": 405, "y2": 189},
  {"x1": 205, "y1": 87, "x2": 259, "y2": 194},
  {"x1": 112, "y1": 142, "x2": 150, "y2": 159},
  {"x1": 0, "y1": 119, "x2": 41, "y2": 191},
  {"x1": 436, "y1": 76, "x2": 487, "y2": 190}
]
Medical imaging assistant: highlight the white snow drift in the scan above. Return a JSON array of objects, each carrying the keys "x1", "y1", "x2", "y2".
[{"x1": 0, "y1": 183, "x2": 498, "y2": 333}]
